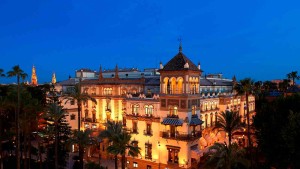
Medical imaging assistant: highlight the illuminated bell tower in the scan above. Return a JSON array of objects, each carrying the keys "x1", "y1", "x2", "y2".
[
  {"x1": 31, "y1": 65, "x2": 38, "y2": 86},
  {"x1": 52, "y1": 73, "x2": 57, "y2": 84}
]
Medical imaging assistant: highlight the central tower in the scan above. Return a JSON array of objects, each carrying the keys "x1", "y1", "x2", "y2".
[{"x1": 158, "y1": 44, "x2": 203, "y2": 168}]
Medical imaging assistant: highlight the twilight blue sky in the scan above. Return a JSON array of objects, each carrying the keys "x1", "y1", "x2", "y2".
[{"x1": 1, "y1": 0, "x2": 300, "y2": 84}]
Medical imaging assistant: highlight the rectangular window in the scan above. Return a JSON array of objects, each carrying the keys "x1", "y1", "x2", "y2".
[
  {"x1": 145, "y1": 144, "x2": 152, "y2": 160},
  {"x1": 147, "y1": 165, "x2": 151, "y2": 169},
  {"x1": 167, "y1": 148, "x2": 179, "y2": 164},
  {"x1": 132, "y1": 121, "x2": 138, "y2": 133},
  {"x1": 70, "y1": 114, "x2": 76, "y2": 120},
  {"x1": 133, "y1": 162, "x2": 138, "y2": 168},
  {"x1": 70, "y1": 100, "x2": 75, "y2": 105}
]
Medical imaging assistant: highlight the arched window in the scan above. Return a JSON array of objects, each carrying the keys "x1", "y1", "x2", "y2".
[
  {"x1": 145, "y1": 105, "x2": 153, "y2": 117},
  {"x1": 132, "y1": 104, "x2": 139, "y2": 115},
  {"x1": 192, "y1": 105, "x2": 197, "y2": 115},
  {"x1": 169, "y1": 106, "x2": 178, "y2": 117}
]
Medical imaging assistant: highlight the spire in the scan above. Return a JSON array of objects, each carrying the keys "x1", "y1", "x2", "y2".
[
  {"x1": 31, "y1": 65, "x2": 38, "y2": 86},
  {"x1": 98, "y1": 65, "x2": 103, "y2": 80},
  {"x1": 178, "y1": 37, "x2": 182, "y2": 52},
  {"x1": 198, "y1": 62, "x2": 201, "y2": 70},
  {"x1": 52, "y1": 72, "x2": 56, "y2": 84},
  {"x1": 115, "y1": 64, "x2": 119, "y2": 79}
]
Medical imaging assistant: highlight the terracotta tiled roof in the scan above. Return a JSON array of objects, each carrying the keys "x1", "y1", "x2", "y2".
[{"x1": 162, "y1": 52, "x2": 199, "y2": 71}]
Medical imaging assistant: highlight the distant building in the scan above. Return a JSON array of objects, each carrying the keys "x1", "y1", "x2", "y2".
[{"x1": 31, "y1": 65, "x2": 38, "y2": 86}]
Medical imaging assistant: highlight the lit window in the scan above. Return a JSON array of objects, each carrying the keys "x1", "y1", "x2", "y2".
[
  {"x1": 145, "y1": 105, "x2": 153, "y2": 116},
  {"x1": 169, "y1": 106, "x2": 178, "y2": 116},
  {"x1": 192, "y1": 105, "x2": 196, "y2": 115},
  {"x1": 133, "y1": 162, "x2": 138, "y2": 168},
  {"x1": 132, "y1": 104, "x2": 139, "y2": 115},
  {"x1": 104, "y1": 88, "x2": 112, "y2": 95}
]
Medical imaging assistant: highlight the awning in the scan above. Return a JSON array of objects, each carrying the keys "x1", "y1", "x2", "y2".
[
  {"x1": 189, "y1": 117, "x2": 203, "y2": 126},
  {"x1": 161, "y1": 118, "x2": 183, "y2": 126},
  {"x1": 191, "y1": 148, "x2": 203, "y2": 158}
]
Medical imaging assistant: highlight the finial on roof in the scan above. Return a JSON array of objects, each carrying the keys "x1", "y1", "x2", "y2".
[
  {"x1": 99, "y1": 65, "x2": 103, "y2": 80},
  {"x1": 232, "y1": 75, "x2": 237, "y2": 84},
  {"x1": 184, "y1": 61, "x2": 189, "y2": 69},
  {"x1": 52, "y1": 72, "x2": 56, "y2": 84},
  {"x1": 178, "y1": 37, "x2": 182, "y2": 52},
  {"x1": 159, "y1": 61, "x2": 164, "y2": 69},
  {"x1": 198, "y1": 62, "x2": 201, "y2": 70}
]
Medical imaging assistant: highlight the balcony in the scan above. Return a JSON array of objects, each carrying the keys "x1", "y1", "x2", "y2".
[
  {"x1": 160, "y1": 130, "x2": 202, "y2": 141},
  {"x1": 167, "y1": 114, "x2": 179, "y2": 118},
  {"x1": 129, "y1": 128, "x2": 139, "y2": 134},
  {"x1": 82, "y1": 118, "x2": 98, "y2": 123},
  {"x1": 143, "y1": 130, "x2": 153, "y2": 136},
  {"x1": 126, "y1": 113, "x2": 160, "y2": 122}
]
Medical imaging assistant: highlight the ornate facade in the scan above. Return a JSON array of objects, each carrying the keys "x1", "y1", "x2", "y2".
[{"x1": 55, "y1": 44, "x2": 255, "y2": 168}]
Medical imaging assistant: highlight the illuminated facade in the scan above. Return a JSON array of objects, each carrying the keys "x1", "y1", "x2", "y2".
[
  {"x1": 31, "y1": 65, "x2": 38, "y2": 86},
  {"x1": 54, "y1": 44, "x2": 255, "y2": 168}
]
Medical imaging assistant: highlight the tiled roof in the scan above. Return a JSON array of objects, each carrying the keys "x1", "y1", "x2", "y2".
[
  {"x1": 145, "y1": 77, "x2": 160, "y2": 85},
  {"x1": 161, "y1": 118, "x2": 183, "y2": 126},
  {"x1": 162, "y1": 52, "x2": 199, "y2": 71},
  {"x1": 57, "y1": 79, "x2": 76, "y2": 85},
  {"x1": 189, "y1": 118, "x2": 203, "y2": 126},
  {"x1": 200, "y1": 78, "x2": 233, "y2": 86}
]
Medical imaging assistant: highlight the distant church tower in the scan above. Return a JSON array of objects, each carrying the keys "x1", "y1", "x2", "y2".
[
  {"x1": 31, "y1": 65, "x2": 38, "y2": 86},
  {"x1": 52, "y1": 73, "x2": 57, "y2": 84}
]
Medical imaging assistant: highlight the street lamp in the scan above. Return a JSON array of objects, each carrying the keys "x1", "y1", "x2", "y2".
[{"x1": 158, "y1": 141, "x2": 160, "y2": 169}]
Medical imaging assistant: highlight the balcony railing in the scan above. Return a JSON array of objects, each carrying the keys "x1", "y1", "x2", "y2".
[
  {"x1": 167, "y1": 114, "x2": 179, "y2": 118},
  {"x1": 160, "y1": 130, "x2": 202, "y2": 141},
  {"x1": 126, "y1": 113, "x2": 160, "y2": 122},
  {"x1": 129, "y1": 128, "x2": 139, "y2": 134},
  {"x1": 82, "y1": 118, "x2": 98, "y2": 123},
  {"x1": 143, "y1": 130, "x2": 153, "y2": 136}
]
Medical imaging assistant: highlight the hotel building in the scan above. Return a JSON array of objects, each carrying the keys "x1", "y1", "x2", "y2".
[{"x1": 54, "y1": 44, "x2": 255, "y2": 168}]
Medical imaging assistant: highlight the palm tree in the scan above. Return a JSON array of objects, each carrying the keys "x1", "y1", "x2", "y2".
[
  {"x1": 70, "y1": 129, "x2": 98, "y2": 169},
  {"x1": 234, "y1": 78, "x2": 254, "y2": 148},
  {"x1": 85, "y1": 161, "x2": 105, "y2": 169},
  {"x1": 7, "y1": 65, "x2": 27, "y2": 169},
  {"x1": 204, "y1": 142, "x2": 249, "y2": 169},
  {"x1": 213, "y1": 111, "x2": 243, "y2": 147},
  {"x1": 287, "y1": 71, "x2": 300, "y2": 86},
  {"x1": 99, "y1": 121, "x2": 140, "y2": 169},
  {"x1": 279, "y1": 79, "x2": 290, "y2": 92},
  {"x1": 0, "y1": 69, "x2": 5, "y2": 77},
  {"x1": 44, "y1": 103, "x2": 68, "y2": 169},
  {"x1": 63, "y1": 83, "x2": 96, "y2": 131}
]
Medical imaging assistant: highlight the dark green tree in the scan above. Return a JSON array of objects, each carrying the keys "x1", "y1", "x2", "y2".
[
  {"x1": 234, "y1": 78, "x2": 254, "y2": 148},
  {"x1": 69, "y1": 129, "x2": 98, "y2": 169},
  {"x1": 287, "y1": 71, "x2": 299, "y2": 86},
  {"x1": 99, "y1": 121, "x2": 140, "y2": 169},
  {"x1": 0, "y1": 69, "x2": 5, "y2": 77},
  {"x1": 7, "y1": 65, "x2": 28, "y2": 169},
  {"x1": 63, "y1": 83, "x2": 96, "y2": 131},
  {"x1": 213, "y1": 111, "x2": 244, "y2": 147},
  {"x1": 44, "y1": 103, "x2": 71, "y2": 169},
  {"x1": 254, "y1": 94, "x2": 300, "y2": 168},
  {"x1": 204, "y1": 142, "x2": 249, "y2": 169}
]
